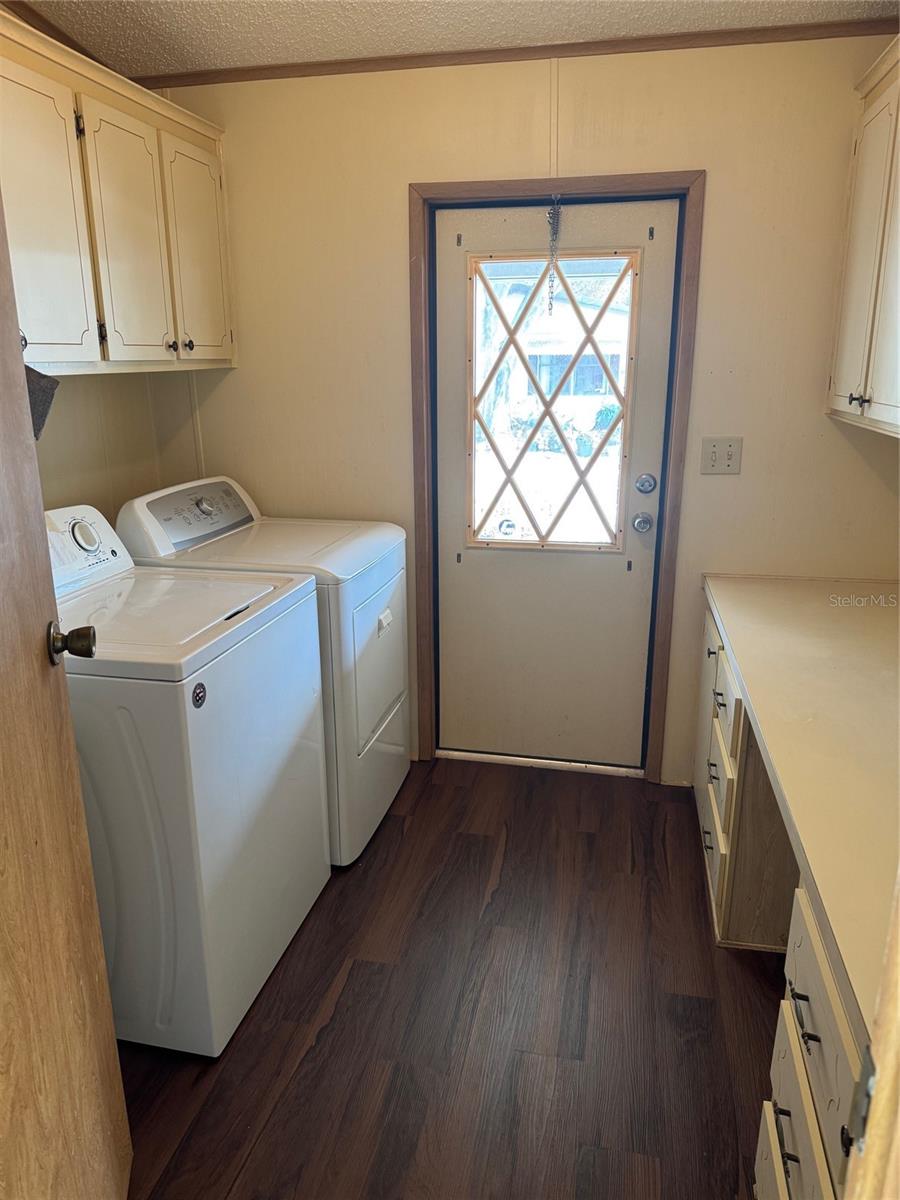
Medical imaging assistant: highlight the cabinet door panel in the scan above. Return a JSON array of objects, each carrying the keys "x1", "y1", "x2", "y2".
[
  {"x1": 80, "y1": 96, "x2": 175, "y2": 362},
  {"x1": 0, "y1": 58, "x2": 99, "y2": 362},
  {"x1": 693, "y1": 608, "x2": 721, "y2": 809},
  {"x1": 866, "y1": 146, "x2": 898, "y2": 429},
  {"x1": 831, "y1": 84, "x2": 897, "y2": 410},
  {"x1": 160, "y1": 132, "x2": 232, "y2": 361}
]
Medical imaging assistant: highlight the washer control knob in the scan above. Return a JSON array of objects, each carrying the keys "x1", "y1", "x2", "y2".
[
  {"x1": 195, "y1": 496, "x2": 214, "y2": 516},
  {"x1": 71, "y1": 519, "x2": 101, "y2": 553}
]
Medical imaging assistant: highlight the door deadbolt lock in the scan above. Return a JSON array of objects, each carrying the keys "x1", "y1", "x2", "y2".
[
  {"x1": 635, "y1": 473, "x2": 657, "y2": 494},
  {"x1": 47, "y1": 621, "x2": 96, "y2": 665},
  {"x1": 632, "y1": 512, "x2": 653, "y2": 533}
]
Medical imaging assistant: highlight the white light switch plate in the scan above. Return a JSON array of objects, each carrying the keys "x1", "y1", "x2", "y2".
[{"x1": 701, "y1": 437, "x2": 743, "y2": 475}]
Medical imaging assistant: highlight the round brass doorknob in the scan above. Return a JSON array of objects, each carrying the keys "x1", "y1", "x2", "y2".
[{"x1": 47, "y1": 621, "x2": 96, "y2": 665}]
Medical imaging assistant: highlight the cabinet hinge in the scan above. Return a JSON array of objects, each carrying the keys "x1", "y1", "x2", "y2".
[
  {"x1": 97, "y1": 320, "x2": 108, "y2": 344},
  {"x1": 844, "y1": 1042, "x2": 876, "y2": 1159},
  {"x1": 74, "y1": 111, "x2": 85, "y2": 138},
  {"x1": 230, "y1": 328, "x2": 234, "y2": 343}
]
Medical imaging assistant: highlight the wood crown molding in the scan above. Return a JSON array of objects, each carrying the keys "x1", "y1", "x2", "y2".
[{"x1": 131, "y1": 17, "x2": 897, "y2": 90}]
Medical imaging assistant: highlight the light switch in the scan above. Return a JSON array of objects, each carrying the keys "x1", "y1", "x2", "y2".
[{"x1": 700, "y1": 437, "x2": 743, "y2": 475}]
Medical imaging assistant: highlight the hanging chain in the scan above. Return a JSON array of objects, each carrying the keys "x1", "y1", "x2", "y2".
[{"x1": 547, "y1": 194, "x2": 562, "y2": 315}]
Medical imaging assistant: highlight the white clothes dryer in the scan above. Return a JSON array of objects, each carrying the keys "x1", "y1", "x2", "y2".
[
  {"x1": 47, "y1": 505, "x2": 330, "y2": 1056},
  {"x1": 117, "y1": 478, "x2": 410, "y2": 865}
]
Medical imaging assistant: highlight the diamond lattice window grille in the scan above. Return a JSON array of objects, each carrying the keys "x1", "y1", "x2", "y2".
[{"x1": 467, "y1": 251, "x2": 638, "y2": 550}]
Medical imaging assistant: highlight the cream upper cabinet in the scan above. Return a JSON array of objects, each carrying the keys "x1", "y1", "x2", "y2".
[
  {"x1": 160, "y1": 132, "x2": 233, "y2": 361},
  {"x1": 0, "y1": 7, "x2": 234, "y2": 374},
  {"x1": 866, "y1": 149, "x2": 898, "y2": 425},
  {"x1": 828, "y1": 38, "x2": 899, "y2": 439},
  {"x1": 0, "y1": 57, "x2": 100, "y2": 362},
  {"x1": 79, "y1": 96, "x2": 176, "y2": 362}
]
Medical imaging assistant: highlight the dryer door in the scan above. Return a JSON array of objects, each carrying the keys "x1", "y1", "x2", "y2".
[{"x1": 353, "y1": 569, "x2": 407, "y2": 752}]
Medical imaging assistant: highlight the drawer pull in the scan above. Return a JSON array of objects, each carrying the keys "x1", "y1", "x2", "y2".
[
  {"x1": 702, "y1": 829, "x2": 713, "y2": 851},
  {"x1": 713, "y1": 689, "x2": 726, "y2": 710},
  {"x1": 706, "y1": 647, "x2": 717, "y2": 658},
  {"x1": 707, "y1": 760, "x2": 719, "y2": 782},
  {"x1": 773, "y1": 1103, "x2": 800, "y2": 1198},
  {"x1": 788, "y1": 979, "x2": 822, "y2": 1054},
  {"x1": 840, "y1": 1123, "x2": 854, "y2": 1157}
]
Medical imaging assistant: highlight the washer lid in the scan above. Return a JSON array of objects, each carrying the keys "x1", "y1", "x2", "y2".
[
  {"x1": 158, "y1": 517, "x2": 405, "y2": 583},
  {"x1": 58, "y1": 568, "x2": 315, "y2": 682}
]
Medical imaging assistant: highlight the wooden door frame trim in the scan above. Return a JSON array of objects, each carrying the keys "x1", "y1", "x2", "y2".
[{"x1": 409, "y1": 170, "x2": 706, "y2": 780}]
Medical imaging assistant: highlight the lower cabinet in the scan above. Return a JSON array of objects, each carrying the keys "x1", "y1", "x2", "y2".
[
  {"x1": 692, "y1": 605, "x2": 797, "y2": 947},
  {"x1": 755, "y1": 1102, "x2": 791, "y2": 1200},
  {"x1": 693, "y1": 602, "x2": 869, "y2": 1200},
  {"x1": 753, "y1": 890, "x2": 865, "y2": 1200},
  {"x1": 770, "y1": 1001, "x2": 835, "y2": 1200}
]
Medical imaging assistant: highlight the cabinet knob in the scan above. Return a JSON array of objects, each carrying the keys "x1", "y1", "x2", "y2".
[
  {"x1": 166, "y1": 339, "x2": 178, "y2": 353},
  {"x1": 183, "y1": 338, "x2": 195, "y2": 352},
  {"x1": 19, "y1": 329, "x2": 27, "y2": 352},
  {"x1": 848, "y1": 393, "x2": 863, "y2": 408}
]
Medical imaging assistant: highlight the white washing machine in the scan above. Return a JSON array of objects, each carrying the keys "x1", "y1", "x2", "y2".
[
  {"x1": 47, "y1": 505, "x2": 330, "y2": 1057},
  {"x1": 117, "y1": 478, "x2": 410, "y2": 866}
]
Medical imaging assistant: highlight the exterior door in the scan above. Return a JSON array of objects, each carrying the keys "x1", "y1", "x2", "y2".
[
  {"x1": 0, "y1": 198, "x2": 131, "y2": 1195},
  {"x1": 436, "y1": 200, "x2": 677, "y2": 767},
  {"x1": 0, "y1": 55, "x2": 100, "y2": 363},
  {"x1": 79, "y1": 95, "x2": 176, "y2": 362},
  {"x1": 160, "y1": 132, "x2": 233, "y2": 361}
]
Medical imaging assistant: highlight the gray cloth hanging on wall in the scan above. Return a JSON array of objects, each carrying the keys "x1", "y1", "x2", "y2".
[{"x1": 25, "y1": 365, "x2": 59, "y2": 440}]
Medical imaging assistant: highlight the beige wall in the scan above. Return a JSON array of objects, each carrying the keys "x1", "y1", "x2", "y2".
[
  {"x1": 118, "y1": 35, "x2": 898, "y2": 780},
  {"x1": 35, "y1": 371, "x2": 201, "y2": 521}
]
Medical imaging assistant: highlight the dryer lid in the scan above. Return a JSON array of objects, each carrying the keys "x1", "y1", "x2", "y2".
[
  {"x1": 116, "y1": 478, "x2": 405, "y2": 583},
  {"x1": 161, "y1": 517, "x2": 404, "y2": 583}
]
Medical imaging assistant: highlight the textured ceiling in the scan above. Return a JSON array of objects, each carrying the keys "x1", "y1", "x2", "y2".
[{"x1": 28, "y1": 0, "x2": 899, "y2": 79}]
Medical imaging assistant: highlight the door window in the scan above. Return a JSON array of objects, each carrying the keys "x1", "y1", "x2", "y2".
[{"x1": 468, "y1": 253, "x2": 637, "y2": 549}]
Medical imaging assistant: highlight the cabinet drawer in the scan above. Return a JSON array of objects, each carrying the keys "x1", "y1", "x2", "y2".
[
  {"x1": 693, "y1": 608, "x2": 722, "y2": 810},
  {"x1": 755, "y1": 1102, "x2": 791, "y2": 1200},
  {"x1": 706, "y1": 714, "x2": 736, "y2": 831},
  {"x1": 785, "y1": 889, "x2": 861, "y2": 1190},
  {"x1": 700, "y1": 781, "x2": 728, "y2": 908},
  {"x1": 770, "y1": 1001, "x2": 835, "y2": 1200},
  {"x1": 713, "y1": 651, "x2": 742, "y2": 760}
]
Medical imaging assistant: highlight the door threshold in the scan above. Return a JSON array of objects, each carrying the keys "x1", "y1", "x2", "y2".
[{"x1": 436, "y1": 749, "x2": 644, "y2": 778}]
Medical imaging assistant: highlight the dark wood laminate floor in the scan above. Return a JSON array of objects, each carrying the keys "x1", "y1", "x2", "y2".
[{"x1": 119, "y1": 759, "x2": 783, "y2": 1200}]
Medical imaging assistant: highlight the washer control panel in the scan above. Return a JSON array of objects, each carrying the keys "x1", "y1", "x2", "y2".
[
  {"x1": 46, "y1": 506, "x2": 134, "y2": 597},
  {"x1": 144, "y1": 480, "x2": 254, "y2": 550}
]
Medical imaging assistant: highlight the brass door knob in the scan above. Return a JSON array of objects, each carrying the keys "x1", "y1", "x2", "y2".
[{"x1": 47, "y1": 621, "x2": 96, "y2": 665}]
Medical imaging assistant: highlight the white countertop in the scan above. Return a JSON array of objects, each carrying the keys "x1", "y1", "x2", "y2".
[{"x1": 704, "y1": 575, "x2": 899, "y2": 1034}]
